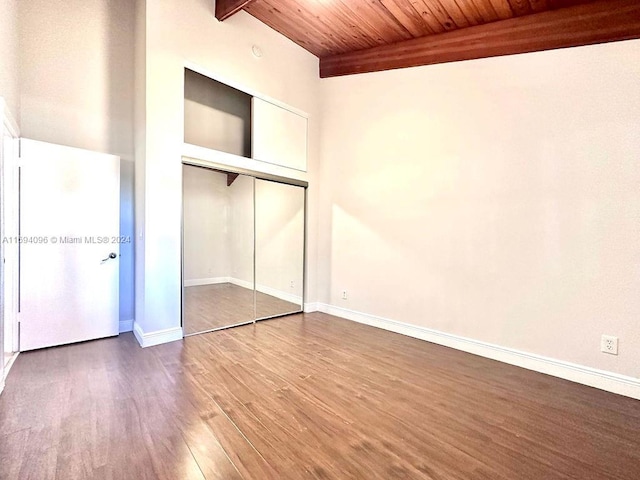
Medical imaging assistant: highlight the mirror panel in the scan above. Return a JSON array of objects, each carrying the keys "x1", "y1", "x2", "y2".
[
  {"x1": 182, "y1": 165, "x2": 255, "y2": 335},
  {"x1": 255, "y1": 179, "x2": 305, "y2": 320}
]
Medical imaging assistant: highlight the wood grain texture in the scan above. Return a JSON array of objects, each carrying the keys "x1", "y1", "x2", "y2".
[
  {"x1": 215, "y1": 0, "x2": 256, "y2": 21},
  {"x1": 232, "y1": 0, "x2": 636, "y2": 76},
  {"x1": 488, "y1": 0, "x2": 517, "y2": 20},
  {"x1": 379, "y1": 0, "x2": 436, "y2": 37},
  {"x1": 243, "y1": 0, "x2": 596, "y2": 57},
  {"x1": 2, "y1": 313, "x2": 640, "y2": 479},
  {"x1": 320, "y1": 0, "x2": 640, "y2": 77}
]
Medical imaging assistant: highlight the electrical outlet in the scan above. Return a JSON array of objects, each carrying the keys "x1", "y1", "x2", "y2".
[
  {"x1": 290, "y1": 280, "x2": 295, "y2": 289},
  {"x1": 342, "y1": 290, "x2": 348, "y2": 300},
  {"x1": 601, "y1": 335, "x2": 618, "y2": 355}
]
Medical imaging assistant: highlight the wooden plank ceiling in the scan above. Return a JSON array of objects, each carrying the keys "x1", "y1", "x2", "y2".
[{"x1": 216, "y1": 0, "x2": 640, "y2": 77}]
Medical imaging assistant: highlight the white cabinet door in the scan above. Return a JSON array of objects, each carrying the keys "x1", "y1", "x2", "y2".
[
  {"x1": 19, "y1": 139, "x2": 120, "y2": 351},
  {"x1": 252, "y1": 97, "x2": 307, "y2": 171}
]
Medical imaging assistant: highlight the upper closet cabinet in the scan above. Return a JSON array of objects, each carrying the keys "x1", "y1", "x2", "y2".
[
  {"x1": 252, "y1": 98, "x2": 308, "y2": 172},
  {"x1": 184, "y1": 69, "x2": 252, "y2": 158},
  {"x1": 184, "y1": 68, "x2": 308, "y2": 172}
]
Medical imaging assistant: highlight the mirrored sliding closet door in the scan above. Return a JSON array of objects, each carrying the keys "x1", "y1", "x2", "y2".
[
  {"x1": 182, "y1": 165, "x2": 255, "y2": 335},
  {"x1": 182, "y1": 163, "x2": 306, "y2": 336},
  {"x1": 255, "y1": 179, "x2": 305, "y2": 320}
]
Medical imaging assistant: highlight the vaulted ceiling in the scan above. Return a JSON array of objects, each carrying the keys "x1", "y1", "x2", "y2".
[{"x1": 216, "y1": 0, "x2": 640, "y2": 77}]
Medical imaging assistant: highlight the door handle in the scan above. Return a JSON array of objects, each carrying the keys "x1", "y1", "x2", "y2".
[{"x1": 101, "y1": 252, "x2": 118, "y2": 264}]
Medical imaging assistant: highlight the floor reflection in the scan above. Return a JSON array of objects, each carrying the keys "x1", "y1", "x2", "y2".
[{"x1": 184, "y1": 283, "x2": 301, "y2": 335}]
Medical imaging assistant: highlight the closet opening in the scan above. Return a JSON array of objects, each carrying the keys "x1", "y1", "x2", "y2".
[{"x1": 181, "y1": 161, "x2": 307, "y2": 336}]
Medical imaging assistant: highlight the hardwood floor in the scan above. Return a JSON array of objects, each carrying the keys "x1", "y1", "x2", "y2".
[
  {"x1": 1, "y1": 313, "x2": 639, "y2": 479},
  {"x1": 184, "y1": 283, "x2": 301, "y2": 335}
]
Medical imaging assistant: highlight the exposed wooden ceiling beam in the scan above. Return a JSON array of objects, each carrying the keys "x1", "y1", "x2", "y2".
[
  {"x1": 320, "y1": 0, "x2": 640, "y2": 78},
  {"x1": 215, "y1": 0, "x2": 256, "y2": 21}
]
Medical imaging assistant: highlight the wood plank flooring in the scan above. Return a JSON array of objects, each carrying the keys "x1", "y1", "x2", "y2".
[
  {"x1": 1, "y1": 313, "x2": 639, "y2": 479},
  {"x1": 184, "y1": 283, "x2": 301, "y2": 335}
]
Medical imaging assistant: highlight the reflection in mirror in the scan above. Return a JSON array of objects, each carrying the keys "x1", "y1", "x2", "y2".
[
  {"x1": 255, "y1": 179, "x2": 305, "y2": 320},
  {"x1": 182, "y1": 165, "x2": 255, "y2": 335}
]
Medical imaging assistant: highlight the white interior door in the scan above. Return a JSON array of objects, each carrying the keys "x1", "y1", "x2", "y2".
[{"x1": 19, "y1": 139, "x2": 120, "y2": 351}]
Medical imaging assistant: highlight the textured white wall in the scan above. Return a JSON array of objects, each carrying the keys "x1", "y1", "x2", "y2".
[
  {"x1": 318, "y1": 40, "x2": 640, "y2": 379},
  {"x1": 18, "y1": 0, "x2": 135, "y2": 323}
]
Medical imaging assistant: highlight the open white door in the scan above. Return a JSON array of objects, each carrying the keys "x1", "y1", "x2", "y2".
[{"x1": 19, "y1": 139, "x2": 120, "y2": 351}]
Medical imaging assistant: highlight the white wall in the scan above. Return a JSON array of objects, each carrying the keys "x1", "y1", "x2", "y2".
[
  {"x1": 135, "y1": 0, "x2": 320, "y2": 337},
  {"x1": 18, "y1": 0, "x2": 136, "y2": 324},
  {"x1": 318, "y1": 40, "x2": 640, "y2": 380},
  {"x1": 0, "y1": 0, "x2": 19, "y2": 118}
]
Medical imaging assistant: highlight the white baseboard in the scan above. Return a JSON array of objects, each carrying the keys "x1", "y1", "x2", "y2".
[
  {"x1": 133, "y1": 322, "x2": 183, "y2": 348},
  {"x1": 0, "y1": 380, "x2": 4, "y2": 396},
  {"x1": 184, "y1": 276, "x2": 230, "y2": 287},
  {"x1": 317, "y1": 303, "x2": 640, "y2": 401},
  {"x1": 228, "y1": 277, "x2": 253, "y2": 290},
  {"x1": 256, "y1": 284, "x2": 302, "y2": 305},
  {"x1": 227, "y1": 277, "x2": 302, "y2": 304},
  {"x1": 119, "y1": 319, "x2": 134, "y2": 333},
  {"x1": 304, "y1": 302, "x2": 319, "y2": 313}
]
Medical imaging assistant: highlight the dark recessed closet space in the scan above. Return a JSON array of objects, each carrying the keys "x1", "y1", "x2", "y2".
[{"x1": 184, "y1": 68, "x2": 252, "y2": 157}]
